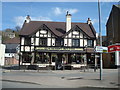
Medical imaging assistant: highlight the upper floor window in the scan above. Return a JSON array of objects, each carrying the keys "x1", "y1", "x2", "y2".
[
  {"x1": 72, "y1": 39, "x2": 80, "y2": 47},
  {"x1": 25, "y1": 37, "x2": 31, "y2": 45},
  {"x1": 55, "y1": 38, "x2": 64, "y2": 46},
  {"x1": 40, "y1": 38, "x2": 47, "y2": 46},
  {"x1": 87, "y1": 40, "x2": 94, "y2": 47}
]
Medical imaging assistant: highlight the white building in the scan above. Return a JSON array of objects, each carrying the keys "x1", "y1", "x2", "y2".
[{"x1": 0, "y1": 36, "x2": 6, "y2": 66}]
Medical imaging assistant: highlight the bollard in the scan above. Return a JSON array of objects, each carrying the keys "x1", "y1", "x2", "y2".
[{"x1": 94, "y1": 66, "x2": 96, "y2": 72}]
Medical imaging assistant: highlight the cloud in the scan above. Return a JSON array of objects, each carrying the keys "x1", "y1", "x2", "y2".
[
  {"x1": 14, "y1": 16, "x2": 26, "y2": 27},
  {"x1": 69, "y1": 9, "x2": 78, "y2": 14},
  {"x1": 91, "y1": 19, "x2": 99, "y2": 25},
  {"x1": 54, "y1": 7, "x2": 62, "y2": 15},
  {"x1": 53, "y1": 7, "x2": 78, "y2": 15},
  {"x1": 32, "y1": 16, "x2": 52, "y2": 21},
  {"x1": 91, "y1": 18, "x2": 107, "y2": 25},
  {"x1": 13, "y1": 16, "x2": 52, "y2": 27}
]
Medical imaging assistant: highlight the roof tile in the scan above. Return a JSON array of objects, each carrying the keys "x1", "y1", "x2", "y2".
[{"x1": 20, "y1": 21, "x2": 96, "y2": 38}]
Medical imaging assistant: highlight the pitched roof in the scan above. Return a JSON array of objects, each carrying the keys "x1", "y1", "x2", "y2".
[
  {"x1": 106, "y1": 4, "x2": 120, "y2": 26},
  {"x1": 20, "y1": 21, "x2": 96, "y2": 38},
  {"x1": 3, "y1": 37, "x2": 20, "y2": 44},
  {"x1": 115, "y1": 4, "x2": 120, "y2": 9}
]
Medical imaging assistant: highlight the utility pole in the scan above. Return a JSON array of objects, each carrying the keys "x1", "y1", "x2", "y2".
[{"x1": 98, "y1": 0, "x2": 103, "y2": 80}]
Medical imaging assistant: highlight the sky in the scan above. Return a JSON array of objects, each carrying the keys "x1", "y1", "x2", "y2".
[{"x1": 1, "y1": 2, "x2": 119, "y2": 36}]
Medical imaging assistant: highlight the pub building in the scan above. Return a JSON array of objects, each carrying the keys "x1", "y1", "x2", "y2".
[{"x1": 19, "y1": 12, "x2": 97, "y2": 70}]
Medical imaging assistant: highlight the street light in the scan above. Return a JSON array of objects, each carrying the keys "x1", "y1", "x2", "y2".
[
  {"x1": 84, "y1": 45, "x2": 88, "y2": 72},
  {"x1": 98, "y1": 0, "x2": 103, "y2": 80}
]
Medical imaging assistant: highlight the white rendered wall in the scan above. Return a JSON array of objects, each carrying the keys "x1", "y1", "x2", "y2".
[
  {"x1": 31, "y1": 46, "x2": 34, "y2": 51},
  {"x1": 64, "y1": 39, "x2": 67, "y2": 46},
  {"x1": 94, "y1": 40, "x2": 96, "y2": 46},
  {"x1": 0, "y1": 44, "x2": 6, "y2": 66},
  {"x1": 31, "y1": 38, "x2": 34, "y2": 45},
  {"x1": 80, "y1": 33, "x2": 83, "y2": 38},
  {"x1": 35, "y1": 38, "x2": 39, "y2": 45},
  {"x1": 21, "y1": 46, "x2": 24, "y2": 51},
  {"x1": 48, "y1": 32, "x2": 51, "y2": 37},
  {"x1": 21, "y1": 37, "x2": 24, "y2": 45},
  {"x1": 84, "y1": 39, "x2": 87, "y2": 46},
  {"x1": 52, "y1": 38, "x2": 55, "y2": 46},
  {"x1": 5, "y1": 53, "x2": 14, "y2": 58},
  {"x1": 47, "y1": 38, "x2": 51, "y2": 46},
  {"x1": 80, "y1": 39, "x2": 83, "y2": 46},
  {"x1": 68, "y1": 39, "x2": 71, "y2": 46},
  {"x1": 36, "y1": 31, "x2": 39, "y2": 37}
]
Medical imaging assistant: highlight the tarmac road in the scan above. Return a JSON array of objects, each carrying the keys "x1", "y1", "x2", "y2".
[
  {"x1": 2, "y1": 80, "x2": 118, "y2": 90},
  {"x1": 1, "y1": 69, "x2": 119, "y2": 89}
]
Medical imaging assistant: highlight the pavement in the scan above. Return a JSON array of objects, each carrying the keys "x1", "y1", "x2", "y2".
[{"x1": 1, "y1": 69, "x2": 120, "y2": 89}]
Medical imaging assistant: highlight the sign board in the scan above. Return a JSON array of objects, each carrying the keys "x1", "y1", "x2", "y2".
[
  {"x1": 108, "y1": 45, "x2": 120, "y2": 66},
  {"x1": 102, "y1": 47, "x2": 108, "y2": 52},
  {"x1": 95, "y1": 46, "x2": 108, "y2": 53},
  {"x1": 95, "y1": 46, "x2": 103, "y2": 53},
  {"x1": 36, "y1": 47, "x2": 83, "y2": 51},
  {"x1": 108, "y1": 45, "x2": 120, "y2": 52}
]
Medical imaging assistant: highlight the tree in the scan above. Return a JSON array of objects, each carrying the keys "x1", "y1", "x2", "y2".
[
  {"x1": 14, "y1": 26, "x2": 21, "y2": 31},
  {"x1": 1, "y1": 26, "x2": 21, "y2": 42}
]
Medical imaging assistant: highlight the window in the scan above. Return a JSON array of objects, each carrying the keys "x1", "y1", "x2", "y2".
[
  {"x1": 35, "y1": 53, "x2": 49, "y2": 64},
  {"x1": 22, "y1": 53, "x2": 32, "y2": 63},
  {"x1": 72, "y1": 39, "x2": 80, "y2": 47},
  {"x1": 40, "y1": 38, "x2": 47, "y2": 46},
  {"x1": 25, "y1": 37, "x2": 31, "y2": 45},
  {"x1": 55, "y1": 38, "x2": 64, "y2": 46},
  {"x1": 71, "y1": 54, "x2": 83, "y2": 64},
  {"x1": 87, "y1": 40, "x2": 93, "y2": 47}
]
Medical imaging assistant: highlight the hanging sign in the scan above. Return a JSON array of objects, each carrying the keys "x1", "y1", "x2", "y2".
[{"x1": 108, "y1": 45, "x2": 120, "y2": 52}]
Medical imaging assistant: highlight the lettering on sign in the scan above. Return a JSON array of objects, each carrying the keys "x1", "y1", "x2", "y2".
[
  {"x1": 108, "y1": 45, "x2": 120, "y2": 52},
  {"x1": 36, "y1": 47, "x2": 83, "y2": 51},
  {"x1": 110, "y1": 47, "x2": 114, "y2": 51}
]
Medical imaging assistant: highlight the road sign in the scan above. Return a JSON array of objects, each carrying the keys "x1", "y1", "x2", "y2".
[
  {"x1": 95, "y1": 46, "x2": 103, "y2": 53},
  {"x1": 95, "y1": 46, "x2": 108, "y2": 53}
]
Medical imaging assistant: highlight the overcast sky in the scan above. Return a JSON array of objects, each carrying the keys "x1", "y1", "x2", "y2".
[{"x1": 2, "y1": 2, "x2": 118, "y2": 35}]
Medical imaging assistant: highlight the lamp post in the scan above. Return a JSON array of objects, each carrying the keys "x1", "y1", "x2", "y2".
[
  {"x1": 84, "y1": 45, "x2": 88, "y2": 72},
  {"x1": 98, "y1": 0, "x2": 103, "y2": 80}
]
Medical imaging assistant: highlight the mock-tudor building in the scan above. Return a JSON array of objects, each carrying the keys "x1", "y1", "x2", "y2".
[{"x1": 19, "y1": 13, "x2": 97, "y2": 69}]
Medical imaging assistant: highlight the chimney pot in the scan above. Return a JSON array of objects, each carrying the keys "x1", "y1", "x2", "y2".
[
  {"x1": 26, "y1": 15, "x2": 31, "y2": 23},
  {"x1": 87, "y1": 18, "x2": 91, "y2": 24}
]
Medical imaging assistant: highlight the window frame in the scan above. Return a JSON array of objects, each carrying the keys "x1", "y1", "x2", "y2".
[
  {"x1": 39, "y1": 37, "x2": 47, "y2": 46},
  {"x1": 87, "y1": 39, "x2": 94, "y2": 47},
  {"x1": 72, "y1": 39, "x2": 80, "y2": 47}
]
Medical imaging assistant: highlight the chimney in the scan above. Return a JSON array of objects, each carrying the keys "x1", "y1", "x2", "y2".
[
  {"x1": 25, "y1": 15, "x2": 31, "y2": 23},
  {"x1": 66, "y1": 11, "x2": 72, "y2": 32},
  {"x1": 87, "y1": 18, "x2": 91, "y2": 24}
]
